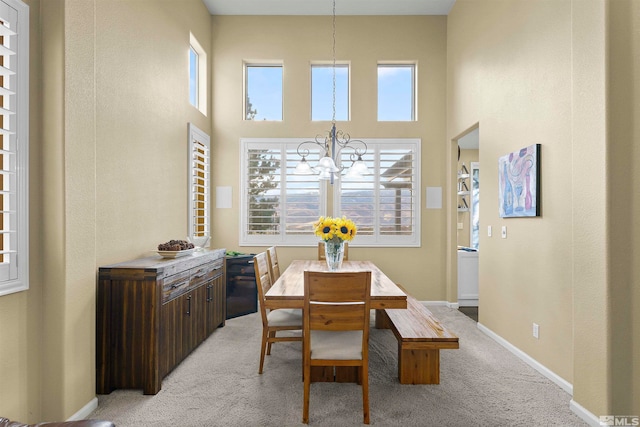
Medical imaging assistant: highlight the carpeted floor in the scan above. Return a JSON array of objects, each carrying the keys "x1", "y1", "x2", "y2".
[{"x1": 90, "y1": 306, "x2": 586, "y2": 426}]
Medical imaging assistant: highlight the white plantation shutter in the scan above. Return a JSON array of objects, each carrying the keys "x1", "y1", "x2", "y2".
[
  {"x1": 0, "y1": 0, "x2": 28, "y2": 296},
  {"x1": 240, "y1": 139, "x2": 325, "y2": 245},
  {"x1": 188, "y1": 123, "x2": 210, "y2": 245},
  {"x1": 337, "y1": 139, "x2": 420, "y2": 247}
]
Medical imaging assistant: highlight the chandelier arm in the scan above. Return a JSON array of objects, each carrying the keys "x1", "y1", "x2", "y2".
[{"x1": 296, "y1": 139, "x2": 328, "y2": 158}]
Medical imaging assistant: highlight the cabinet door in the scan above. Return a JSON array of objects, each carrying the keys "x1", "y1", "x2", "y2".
[
  {"x1": 190, "y1": 285, "x2": 208, "y2": 349},
  {"x1": 160, "y1": 294, "x2": 187, "y2": 378},
  {"x1": 206, "y1": 272, "x2": 226, "y2": 335}
]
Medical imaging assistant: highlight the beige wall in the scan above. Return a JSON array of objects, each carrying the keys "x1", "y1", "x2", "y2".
[
  {"x1": 0, "y1": 0, "x2": 44, "y2": 420},
  {"x1": 449, "y1": 0, "x2": 639, "y2": 418},
  {"x1": 448, "y1": 0, "x2": 575, "y2": 383},
  {"x1": 0, "y1": 0, "x2": 213, "y2": 422},
  {"x1": 211, "y1": 16, "x2": 448, "y2": 300},
  {"x1": 2, "y1": 0, "x2": 636, "y2": 422},
  {"x1": 607, "y1": 0, "x2": 640, "y2": 415}
]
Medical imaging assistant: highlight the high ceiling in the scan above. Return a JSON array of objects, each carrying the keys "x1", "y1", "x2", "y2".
[{"x1": 203, "y1": 0, "x2": 456, "y2": 16}]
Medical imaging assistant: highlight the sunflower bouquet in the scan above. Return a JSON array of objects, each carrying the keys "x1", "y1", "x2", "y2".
[{"x1": 313, "y1": 216, "x2": 357, "y2": 244}]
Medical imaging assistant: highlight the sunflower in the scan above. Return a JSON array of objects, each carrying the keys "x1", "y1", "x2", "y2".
[
  {"x1": 314, "y1": 216, "x2": 357, "y2": 242},
  {"x1": 314, "y1": 216, "x2": 337, "y2": 240},
  {"x1": 335, "y1": 217, "x2": 357, "y2": 241}
]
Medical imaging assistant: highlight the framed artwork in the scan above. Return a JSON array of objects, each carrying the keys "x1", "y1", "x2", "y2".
[{"x1": 498, "y1": 144, "x2": 540, "y2": 218}]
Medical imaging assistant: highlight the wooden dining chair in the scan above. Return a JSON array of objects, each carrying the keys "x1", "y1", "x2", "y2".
[
  {"x1": 254, "y1": 252, "x2": 303, "y2": 374},
  {"x1": 302, "y1": 271, "x2": 372, "y2": 424},
  {"x1": 266, "y1": 246, "x2": 281, "y2": 282},
  {"x1": 317, "y1": 241, "x2": 349, "y2": 261}
]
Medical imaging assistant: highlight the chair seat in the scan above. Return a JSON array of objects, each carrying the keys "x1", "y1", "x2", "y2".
[
  {"x1": 310, "y1": 330, "x2": 363, "y2": 360},
  {"x1": 267, "y1": 308, "x2": 303, "y2": 327}
]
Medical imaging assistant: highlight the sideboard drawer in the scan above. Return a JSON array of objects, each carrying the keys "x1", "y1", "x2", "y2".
[
  {"x1": 190, "y1": 258, "x2": 223, "y2": 287},
  {"x1": 162, "y1": 270, "x2": 191, "y2": 303}
]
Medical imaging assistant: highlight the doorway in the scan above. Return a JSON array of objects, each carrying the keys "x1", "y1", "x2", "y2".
[{"x1": 454, "y1": 126, "x2": 479, "y2": 319}]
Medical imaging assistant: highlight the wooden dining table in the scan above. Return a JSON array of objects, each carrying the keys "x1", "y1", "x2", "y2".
[
  {"x1": 264, "y1": 259, "x2": 407, "y2": 311},
  {"x1": 265, "y1": 259, "x2": 407, "y2": 383}
]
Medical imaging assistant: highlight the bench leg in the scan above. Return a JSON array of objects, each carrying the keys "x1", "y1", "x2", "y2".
[
  {"x1": 398, "y1": 343, "x2": 440, "y2": 385},
  {"x1": 375, "y1": 309, "x2": 391, "y2": 329}
]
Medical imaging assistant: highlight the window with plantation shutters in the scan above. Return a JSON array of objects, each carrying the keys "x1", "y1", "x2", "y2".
[
  {"x1": 188, "y1": 123, "x2": 210, "y2": 247},
  {"x1": 0, "y1": 0, "x2": 28, "y2": 296},
  {"x1": 336, "y1": 139, "x2": 420, "y2": 247},
  {"x1": 240, "y1": 138, "x2": 419, "y2": 247},
  {"x1": 240, "y1": 139, "x2": 326, "y2": 246}
]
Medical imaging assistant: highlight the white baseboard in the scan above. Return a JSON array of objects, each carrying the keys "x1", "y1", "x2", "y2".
[
  {"x1": 569, "y1": 399, "x2": 602, "y2": 427},
  {"x1": 477, "y1": 322, "x2": 573, "y2": 395},
  {"x1": 422, "y1": 300, "x2": 458, "y2": 308},
  {"x1": 67, "y1": 397, "x2": 98, "y2": 421},
  {"x1": 457, "y1": 299, "x2": 478, "y2": 307}
]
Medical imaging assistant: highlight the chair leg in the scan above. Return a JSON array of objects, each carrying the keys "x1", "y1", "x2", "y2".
[
  {"x1": 303, "y1": 366, "x2": 311, "y2": 424},
  {"x1": 259, "y1": 328, "x2": 268, "y2": 374},
  {"x1": 267, "y1": 330, "x2": 276, "y2": 355},
  {"x1": 362, "y1": 364, "x2": 370, "y2": 424}
]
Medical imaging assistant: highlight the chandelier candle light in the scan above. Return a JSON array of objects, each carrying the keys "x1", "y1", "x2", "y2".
[
  {"x1": 294, "y1": 0, "x2": 370, "y2": 184},
  {"x1": 314, "y1": 216, "x2": 357, "y2": 271}
]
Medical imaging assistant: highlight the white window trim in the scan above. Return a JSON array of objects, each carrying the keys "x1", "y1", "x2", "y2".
[
  {"x1": 0, "y1": 0, "x2": 29, "y2": 297},
  {"x1": 189, "y1": 33, "x2": 207, "y2": 116},
  {"x1": 239, "y1": 138, "x2": 327, "y2": 246},
  {"x1": 187, "y1": 123, "x2": 210, "y2": 247},
  {"x1": 377, "y1": 62, "x2": 417, "y2": 122},
  {"x1": 239, "y1": 138, "x2": 420, "y2": 248},
  {"x1": 334, "y1": 138, "x2": 421, "y2": 248},
  {"x1": 310, "y1": 62, "x2": 351, "y2": 122},
  {"x1": 243, "y1": 62, "x2": 284, "y2": 121}
]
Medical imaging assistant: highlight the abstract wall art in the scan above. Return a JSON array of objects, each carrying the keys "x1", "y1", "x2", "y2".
[{"x1": 498, "y1": 144, "x2": 540, "y2": 218}]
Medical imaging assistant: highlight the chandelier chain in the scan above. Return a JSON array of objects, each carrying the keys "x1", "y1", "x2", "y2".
[{"x1": 332, "y1": 0, "x2": 336, "y2": 124}]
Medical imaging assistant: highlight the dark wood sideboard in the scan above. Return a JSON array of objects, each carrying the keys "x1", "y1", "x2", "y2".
[{"x1": 96, "y1": 248, "x2": 226, "y2": 395}]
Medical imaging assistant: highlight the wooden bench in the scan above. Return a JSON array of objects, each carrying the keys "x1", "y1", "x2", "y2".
[{"x1": 376, "y1": 292, "x2": 459, "y2": 385}]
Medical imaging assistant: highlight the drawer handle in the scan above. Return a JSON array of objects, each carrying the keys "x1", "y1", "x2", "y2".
[{"x1": 171, "y1": 284, "x2": 181, "y2": 289}]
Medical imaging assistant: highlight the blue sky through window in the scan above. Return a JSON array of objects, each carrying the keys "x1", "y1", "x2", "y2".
[
  {"x1": 189, "y1": 48, "x2": 198, "y2": 107},
  {"x1": 312, "y1": 65, "x2": 349, "y2": 121},
  {"x1": 378, "y1": 65, "x2": 415, "y2": 121},
  {"x1": 246, "y1": 65, "x2": 283, "y2": 120},
  {"x1": 244, "y1": 63, "x2": 416, "y2": 122}
]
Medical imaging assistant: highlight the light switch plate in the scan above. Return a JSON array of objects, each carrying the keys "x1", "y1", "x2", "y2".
[
  {"x1": 487, "y1": 226, "x2": 492, "y2": 237},
  {"x1": 457, "y1": 223, "x2": 464, "y2": 230},
  {"x1": 501, "y1": 226, "x2": 507, "y2": 239}
]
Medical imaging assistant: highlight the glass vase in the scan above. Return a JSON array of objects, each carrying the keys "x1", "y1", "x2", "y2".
[{"x1": 324, "y1": 240, "x2": 345, "y2": 271}]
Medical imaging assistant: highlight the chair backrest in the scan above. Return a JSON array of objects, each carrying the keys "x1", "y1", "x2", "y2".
[
  {"x1": 266, "y1": 246, "x2": 281, "y2": 282},
  {"x1": 303, "y1": 270, "x2": 371, "y2": 338},
  {"x1": 317, "y1": 241, "x2": 349, "y2": 261},
  {"x1": 253, "y1": 252, "x2": 272, "y2": 326}
]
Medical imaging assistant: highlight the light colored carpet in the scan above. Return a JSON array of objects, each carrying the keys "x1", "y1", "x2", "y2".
[{"x1": 90, "y1": 306, "x2": 586, "y2": 426}]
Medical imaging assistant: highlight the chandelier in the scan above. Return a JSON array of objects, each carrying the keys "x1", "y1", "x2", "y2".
[{"x1": 294, "y1": 0, "x2": 370, "y2": 184}]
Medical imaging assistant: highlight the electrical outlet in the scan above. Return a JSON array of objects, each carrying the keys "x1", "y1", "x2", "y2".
[
  {"x1": 457, "y1": 223, "x2": 464, "y2": 230},
  {"x1": 533, "y1": 323, "x2": 539, "y2": 339},
  {"x1": 487, "y1": 225, "x2": 492, "y2": 237},
  {"x1": 501, "y1": 226, "x2": 507, "y2": 239}
]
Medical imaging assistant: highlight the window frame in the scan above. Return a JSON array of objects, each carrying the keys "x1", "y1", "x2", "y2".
[
  {"x1": 243, "y1": 62, "x2": 284, "y2": 121},
  {"x1": 239, "y1": 138, "x2": 327, "y2": 246},
  {"x1": 335, "y1": 138, "x2": 421, "y2": 247},
  {"x1": 189, "y1": 33, "x2": 207, "y2": 115},
  {"x1": 377, "y1": 63, "x2": 416, "y2": 122},
  {"x1": 239, "y1": 138, "x2": 420, "y2": 248},
  {"x1": 310, "y1": 62, "x2": 350, "y2": 122},
  {"x1": 187, "y1": 123, "x2": 210, "y2": 247},
  {"x1": 0, "y1": 0, "x2": 29, "y2": 297}
]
